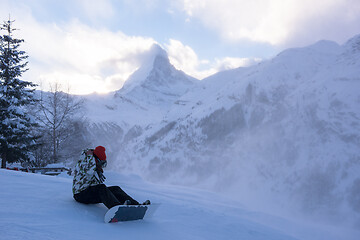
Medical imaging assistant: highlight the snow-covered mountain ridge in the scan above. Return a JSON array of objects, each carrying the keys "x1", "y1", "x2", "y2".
[
  {"x1": 82, "y1": 35, "x2": 360, "y2": 228},
  {"x1": 83, "y1": 44, "x2": 198, "y2": 129}
]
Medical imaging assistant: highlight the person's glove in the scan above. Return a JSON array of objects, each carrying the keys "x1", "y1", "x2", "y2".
[
  {"x1": 94, "y1": 156, "x2": 107, "y2": 172},
  {"x1": 94, "y1": 155, "x2": 107, "y2": 183},
  {"x1": 97, "y1": 170, "x2": 106, "y2": 182}
]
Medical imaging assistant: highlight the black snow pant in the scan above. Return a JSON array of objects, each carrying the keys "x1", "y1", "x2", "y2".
[{"x1": 74, "y1": 184, "x2": 139, "y2": 209}]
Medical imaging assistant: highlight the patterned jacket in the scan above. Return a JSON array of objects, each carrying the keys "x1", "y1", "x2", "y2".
[{"x1": 72, "y1": 149, "x2": 105, "y2": 195}]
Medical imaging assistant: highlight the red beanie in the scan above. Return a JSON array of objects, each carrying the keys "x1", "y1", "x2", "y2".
[{"x1": 93, "y1": 146, "x2": 106, "y2": 161}]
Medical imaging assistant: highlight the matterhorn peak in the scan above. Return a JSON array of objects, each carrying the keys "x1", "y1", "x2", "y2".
[
  {"x1": 140, "y1": 44, "x2": 170, "y2": 74},
  {"x1": 119, "y1": 44, "x2": 169, "y2": 94},
  {"x1": 147, "y1": 44, "x2": 173, "y2": 73},
  {"x1": 115, "y1": 43, "x2": 198, "y2": 107},
  {"x1": 148, "y1": 43, "x2": 168, "y2": 59}
]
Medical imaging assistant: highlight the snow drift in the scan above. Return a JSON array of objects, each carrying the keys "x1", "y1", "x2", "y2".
[{"x1": 1, "y1": 169, "x2": 358, "y2": 240}]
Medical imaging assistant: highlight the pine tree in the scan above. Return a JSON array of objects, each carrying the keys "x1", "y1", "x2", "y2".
[{"x1": 0, "y1": 18, "x2": 38, "y2": 168}]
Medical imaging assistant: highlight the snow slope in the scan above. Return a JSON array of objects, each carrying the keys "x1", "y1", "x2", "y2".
[{"x1": 1, "y1": 169, "x2": 358, "y2": 240}]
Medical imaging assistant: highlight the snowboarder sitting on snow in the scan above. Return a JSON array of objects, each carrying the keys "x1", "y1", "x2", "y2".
[{"x1": 72, "y1": 146, "x2": 150, "y2": 209}]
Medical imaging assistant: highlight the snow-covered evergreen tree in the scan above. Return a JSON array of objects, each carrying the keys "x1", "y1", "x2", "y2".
[{"x1": 0, "y1": 18, "x2": 38, "y2": 168}]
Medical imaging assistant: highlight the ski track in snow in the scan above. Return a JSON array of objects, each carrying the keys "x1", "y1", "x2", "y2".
[{"x1": 0, "y1": 169, "x2": 358, "y2": 240}]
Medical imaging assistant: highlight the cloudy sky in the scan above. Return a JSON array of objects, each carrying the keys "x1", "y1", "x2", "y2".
[{"x1": 1, "y1": 0, "x2": 359, "y2": 94}]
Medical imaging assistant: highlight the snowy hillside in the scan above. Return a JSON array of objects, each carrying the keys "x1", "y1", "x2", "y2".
[
  {"x1": 99, "y1": 34, "x2": 360, "y2": 229},
  {"x1": 1, "y1": 169, "x2": 358, "y2": 240}
]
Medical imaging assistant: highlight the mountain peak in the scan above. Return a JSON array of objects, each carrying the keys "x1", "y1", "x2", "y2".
[
  {"x1": 343, "y1": 33, "x2": 360, "y2": 52},
  {"x1": 150, "y1": 44, "x2": 173, "y2": 73},
  {"x1": 119, "y1": 44, "x2": 169, "y2": 94},
  {"x1": 115, "y1": 44, "x2": 198, "y2": 106},
  {"x1": 149, "y1": 43, "x2": 168, "y2": 59},
  {"x1": 308, "y1": 40, "x2": 341, "y2": 53}
]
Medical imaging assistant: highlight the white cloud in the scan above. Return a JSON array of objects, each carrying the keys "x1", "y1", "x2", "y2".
[
  {"x1": 165, "y1": 39, "x2": 260, "y2": 79},
  {"x1": 180, "y1": 0, "x2": 360, "y2": 46},
  {"x1": 0, "y1": 0, "x2": 265, "y2": 94},
  {"x1": 3, "y1": 8, "x2": 157, "y2": 95},
  {"x1": 214, "y1": 57, "x2": 262, "y2": 72}
]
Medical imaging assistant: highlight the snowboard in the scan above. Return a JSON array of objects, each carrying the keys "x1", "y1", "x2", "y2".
[{"x1": 104, "y1": 204, "x2": 160, "y2": 223}]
